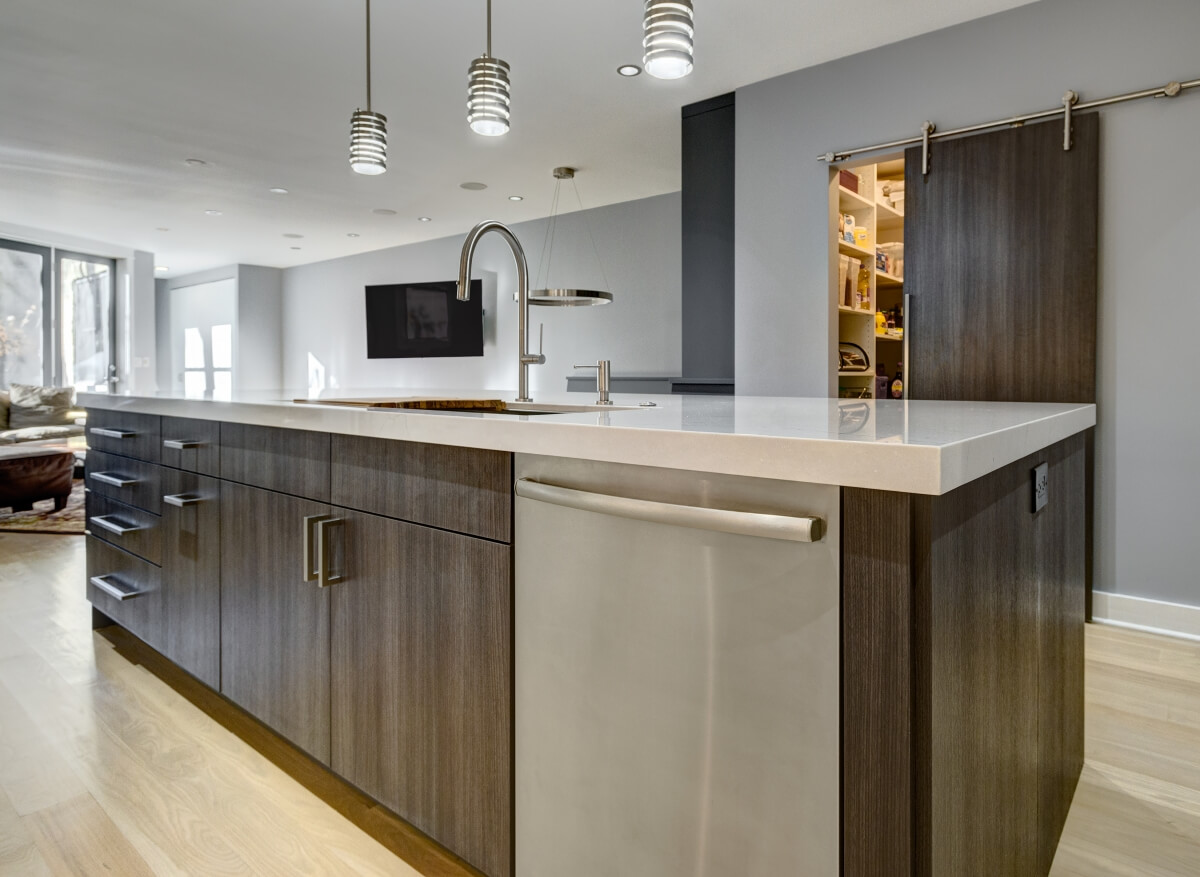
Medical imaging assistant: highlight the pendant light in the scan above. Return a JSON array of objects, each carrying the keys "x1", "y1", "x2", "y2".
[
  {"x1": 643, "y1": 0, "x2": 694, "y2": 80},
  {"x1": 349, "y1": 0, "x2": 387, "y2": 175},
  {"x1": 530, "y1": 167, "x2": 613, "y2": 307},
  {"x1": 467, "y1": 0, "x2": 512, "y2": 136}
]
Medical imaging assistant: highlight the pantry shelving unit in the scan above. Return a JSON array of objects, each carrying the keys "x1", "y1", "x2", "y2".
[{"x1": 831, "y1": 158, "x2": 906, "y2": 399}]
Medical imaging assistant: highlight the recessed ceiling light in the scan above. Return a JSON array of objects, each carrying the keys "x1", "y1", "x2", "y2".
[
  {"x1": 372, "y1": 208, "x2": 397, "y2": 215},
  {"x1": 155, "y1": 265, "x2": 169, "y2": 272},
  {"x1": 508, "y1": 195, "x2": 524, "y2": 201},
  {"x1": 156, "y1": 227, "x2": 170, "y2": 232},
  {"x1": 185, "y1": 158, "x2": 207, "y2": 167},
  {"x1": 460, "y1": 182, "x2": 488, "y2": 191},
  {"x1": 268, "y1": 187, "x2": 289, "y2": 195},
  {"x1": 282, "y1": 233, "x2": 304, "y2": 239},
  {"x1": 290, "y1": 246, "x2": 302, "y2": 251},
  {"x1": 204, "y1": 209, "x2": 223, "y2": 216},
  {"x1": 418, "y1": 217, "x2": 432, "y2": 222},
  {"x1": 347, "y1": 233, "x2": 361, "y2": 238},
  {"x1": 617, "y1": 64, "x2": 642, "y2": 77}
]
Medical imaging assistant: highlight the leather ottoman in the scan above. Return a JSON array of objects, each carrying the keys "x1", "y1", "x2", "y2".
[{"x1": 0, "y1": 446, "x2": 76, "y2": 513}]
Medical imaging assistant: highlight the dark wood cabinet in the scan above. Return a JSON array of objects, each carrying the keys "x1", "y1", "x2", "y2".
[
  {"x1": 330, "y1": 509, "x2": 512, "y2": 877},
  {"x1": 86, "y1": 536, "x2": 165, "y2": 652},
  {"x1": 86, "y1": 409, "x2": 162, "y2": 463},
  {"x1": 160, "y1": 416, "x2": 221, "y2": 476},
  {"x1": 162, "y1": 468, "x2": 221, "y2": 689},
  {"x1": 220, "y1": 422, "x2": 330, "y2": 500},
  {"x1": 219, "y1": 480, "x2": 332, "y2": 764}
]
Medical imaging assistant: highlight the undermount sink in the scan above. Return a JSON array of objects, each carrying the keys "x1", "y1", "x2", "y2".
[{"x1": 296, "y1": 397, "x2": 644, "y2": 416}]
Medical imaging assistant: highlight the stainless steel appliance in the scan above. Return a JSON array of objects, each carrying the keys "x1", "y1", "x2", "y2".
[{"x1": 514, "y1": 454, "x2": 841, "y2": 876}]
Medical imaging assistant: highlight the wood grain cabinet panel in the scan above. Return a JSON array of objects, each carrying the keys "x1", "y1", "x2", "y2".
[
  {"x1": 220, "y1": 423, "x2": 330, "y2": 500},
  {"x1": 219, "y1": 480, "x2": 331, "y2": 764},
  {"x1": 85, "y1": 493, "x2": 162, "y2": 566},
  {"x1": 162, "y1": 469, "x2": 221, "y2": 689},
  {"x1": 85, "y1": 449, "x2": 163, "y2": 514},
  {"x1": 330, "y1": 509, "x2": 512, "y2": 877},
  {"x1": 159, "y1": 416, "x2": 221, "y2": 476},
  {"x1": 331, "y1": 435, "x2": 511, "y2": 542},
  {"x1": 85, "y1": 409, "x2": 161, "y2": 463},
  {"x1": 86, "y1": 536, "x2": 165, "y2": 652}
]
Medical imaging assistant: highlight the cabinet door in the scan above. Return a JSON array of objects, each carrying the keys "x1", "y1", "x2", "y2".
[
  {"x1": 331, "y1": 509, "x2": 512, "y2": 877},
  {"x1": 162, "y1": 469, "x2": 221, "y2": 689},
  {"x1": 220, "y1": 480, "x2": 331, "y2": 764}
]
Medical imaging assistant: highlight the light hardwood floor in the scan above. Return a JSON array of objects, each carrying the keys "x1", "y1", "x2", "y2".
[{"x1": 2, "y1": 531, "x2": 1199, "y2": 876}]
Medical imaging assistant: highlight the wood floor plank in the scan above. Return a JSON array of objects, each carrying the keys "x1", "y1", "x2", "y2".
[
  {"x1": 0, "y1": 787, "x2": 50, "y2": 876},
  {"x1": 23, "y1": 794, "x2": 156, "y2": 877}
]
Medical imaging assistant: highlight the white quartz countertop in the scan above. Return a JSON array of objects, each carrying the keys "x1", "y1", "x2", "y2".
[{"x1": 79, "y1": 389, "x2": 1096, "y2": 496}]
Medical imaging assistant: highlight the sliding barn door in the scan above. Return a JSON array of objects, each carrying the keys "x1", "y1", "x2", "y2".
[
  {"x1": 905, "y1": 113, "x2": 1098, "y2": 403},
  {"x1": 902, "y1": 114, "x2": 1097, "y2": 877}
]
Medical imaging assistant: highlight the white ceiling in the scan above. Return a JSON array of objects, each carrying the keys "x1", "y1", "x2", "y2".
[{"x1": 0, "y1": 0, "x2": 1034, "y2": 276}]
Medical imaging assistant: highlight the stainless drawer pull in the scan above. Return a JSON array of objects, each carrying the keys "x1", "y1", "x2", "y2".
[
  {"x1": 303, "y1": 514, "x2": 333, "y2": 582},
  {"x1": 163, "y1": 493, "x2": 206, "y2": 507},
  {"x1": 515, "y1": 478, "x2": 826, "y2": 543},
  {"x1": 163, "y1": 439, "x2": 205, "y2": 450},
  {"x1": 90, "y1": 427, "x2": 136, "y2": 439},
  {"x1": 90, "y1": 515, "x2": 143, "y2": 536},
  {"x1": 91, "y1": 472, "x2": 138, "y2": 488},
  {"x1": 317, "y1": 517, "x2": 347, "y2": 588},
  {"x1": 90, "y1": 574, "x2": 148, "y2": 602}
]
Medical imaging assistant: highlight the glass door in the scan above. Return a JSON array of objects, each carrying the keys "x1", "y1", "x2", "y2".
[
  {"x1": 56, "y1": 251, "x2": 116, "y2": 393},
  {"x1": 0, "y1": 238, "x2": 51, "y2": 388}
]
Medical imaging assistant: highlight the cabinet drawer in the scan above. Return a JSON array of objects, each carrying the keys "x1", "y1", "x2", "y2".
[
  {"x1": 221, "y1": 422, "x2": 330, "y2": 500},
  {"x1": 86, "y1": 536, "x2": 165, "y2": 652},
  {"x1": 85, "y1": 449, "x2": 163, "y2": 514},
  {"x1": 86, "y1": 493, "x2": 162, "y2": 566},
  {"x1": 331, "y1": 435, "x2": 512, "y2": 542},
  {"x1": 86, "y1": 409, "x2": 161, "y2": 463},
  {"x1": 160, "y1": 416, "x2": 220, "y2": 475},
  {"x1": 162, "y1": 469, "x2": 221, "y2": 689}
]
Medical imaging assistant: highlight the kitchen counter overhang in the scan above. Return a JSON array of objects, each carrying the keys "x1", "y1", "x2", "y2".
[{"x1": 78, "y1": 390, "x2": 1095, "y2": 496}]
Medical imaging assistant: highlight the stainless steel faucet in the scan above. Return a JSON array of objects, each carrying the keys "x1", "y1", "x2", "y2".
[
  {"x1": 573, "y1": 359, "x2": 612, "y2": 405},
  {"x1": 457, "y1": 220, "x2": 545, "y2": 403}
]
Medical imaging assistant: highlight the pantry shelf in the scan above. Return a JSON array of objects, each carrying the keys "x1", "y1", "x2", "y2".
[
  {"x1": 877, "y1": 271, "x2": 904, "y2": 287},
  {"x1": 838, "y1": 185, "x2": 874, "y2": 211},
  {"x1": 837, "y1": 240, "x2": 874, "y2": 261}
]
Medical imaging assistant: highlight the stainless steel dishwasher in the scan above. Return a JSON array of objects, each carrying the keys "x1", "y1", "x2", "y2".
[{"x1": 514, "y1": 454, "x2": 840, "y2": 877}]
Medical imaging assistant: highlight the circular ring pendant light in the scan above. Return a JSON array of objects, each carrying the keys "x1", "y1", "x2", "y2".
[
  {"x1": 349, "y1": 0, "x2": 387, "y2": 174},
  {"x1": 643, "y1": 0, "x2": 694, "y2": 80},
  {"x1": 468, "y1": 0, "x2": 511, "y2": 136}
]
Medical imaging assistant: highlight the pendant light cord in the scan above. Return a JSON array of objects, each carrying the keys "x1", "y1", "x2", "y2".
[
  {"x1": 365, "y1": 0, "x2": 372, "y2": 110},
  {"x1": 535, "y1": 180, "x2": 562, "y2": 290},
  {"x1": 573, "y1": 180, "x2": 611, "y2": 293},
  {"x1": 486, "y1": 0, "x2": 492, "y2": 57}
]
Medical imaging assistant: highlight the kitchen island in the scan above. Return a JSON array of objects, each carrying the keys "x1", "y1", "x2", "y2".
[{"x1": 79, "y1": 389, "x2": 1094, "y2": 877}]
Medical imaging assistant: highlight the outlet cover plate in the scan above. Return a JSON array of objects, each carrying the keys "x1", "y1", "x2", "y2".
[{"x1": 1032, "y1": 462, "x2": 1049, "y2": 513}]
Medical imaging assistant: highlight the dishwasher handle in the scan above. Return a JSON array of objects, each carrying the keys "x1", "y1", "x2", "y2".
[{"x1": 516, "y1": 478, "x2": 824, "y2": 543}]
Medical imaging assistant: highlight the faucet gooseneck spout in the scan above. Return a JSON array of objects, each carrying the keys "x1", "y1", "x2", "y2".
[{"x1": 457, "y1": 220, "x2": 544, "y2": 403}]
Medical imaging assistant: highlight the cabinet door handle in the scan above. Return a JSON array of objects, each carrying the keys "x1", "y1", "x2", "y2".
[
  {"x1": 163, "y1": 439, "x2": 205, "y2": 450},
  {"x1": 302, "y1": 514, "x2": 333, "y2": 582},
  {"x1": 91, "y1": 472, "x2": 138, "y2": 488},
  {"x1": 317, "y1": 517, "x2": 346, "y2": 588},
  {"x1": 163, "y1": 493, "x2": 206, "y2": 507},
  {"x1": 90, "y1": 427, "x2": 135, "y2": 439},
  {"x1": 90, "y1": 515, "x2": 144, "y2": 536},
  {"x1": 90, "y1": 574, "x2": 149, "y2": 602}
]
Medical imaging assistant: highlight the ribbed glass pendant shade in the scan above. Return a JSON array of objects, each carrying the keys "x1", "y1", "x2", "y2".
[
  {"x1": 468, "y1": 55, "x2": 511, "y2": 136},
  {"x1": 349, "y1": 109, "x2": 388, "y2": 175},
  {"x1": 643, "y1": 0, "x2": 694, "y2": 80}
]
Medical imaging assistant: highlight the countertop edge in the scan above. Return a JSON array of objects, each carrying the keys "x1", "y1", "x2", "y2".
[{"x1": 78, "y1": 394, "x2": 1095, "y2": 495}]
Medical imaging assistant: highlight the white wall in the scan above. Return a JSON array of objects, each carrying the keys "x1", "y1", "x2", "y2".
[
  {"x1": 235, "y1": 265, "x2": 282, "y2": 390},
  {"x1": 282, "y1": 193, "x2": 682, "y2": 394},
  {"x1": 734, "y1": 0, "x2": 1200, "y2": 606}
]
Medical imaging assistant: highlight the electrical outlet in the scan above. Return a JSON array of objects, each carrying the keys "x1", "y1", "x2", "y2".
[{"x1": 1032, "y1": 462, "x2": 1049, "y2": 513}]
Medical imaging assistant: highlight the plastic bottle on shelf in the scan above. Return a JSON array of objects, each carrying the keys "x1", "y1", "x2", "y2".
[
  {"x1": 875, "y1": 364, "x2": 889, "y2": 399},
  {"x1": 890, "y1": 363, "x2": 904, "y2": 399}
]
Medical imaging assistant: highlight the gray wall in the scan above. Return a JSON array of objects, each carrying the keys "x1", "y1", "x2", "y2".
[
  {"x1": 734, "y1": 0, "x2": 1200, "y2": 606},
  {"x1": 281, "y1": 193, "x2": 681, "y2": 394}
]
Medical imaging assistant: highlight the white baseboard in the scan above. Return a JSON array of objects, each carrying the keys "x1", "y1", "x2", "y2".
[{"x1": 1092, "y1": 591, "x2": 1200, "y2": 642}]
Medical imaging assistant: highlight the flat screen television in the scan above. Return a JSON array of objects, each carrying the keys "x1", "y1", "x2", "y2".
[{"x1": 365, "y1": 280, "x2": 483, "y2": 359}]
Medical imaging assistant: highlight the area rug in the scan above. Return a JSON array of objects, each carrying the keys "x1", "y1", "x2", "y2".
[{"x1": 0, "y1": 478, "x2": 85, "y2": 534}]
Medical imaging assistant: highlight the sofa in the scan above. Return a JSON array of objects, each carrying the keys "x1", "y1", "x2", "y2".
[{"x1": 0, "y1": 384, "x2": 86, "y2": 445}]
